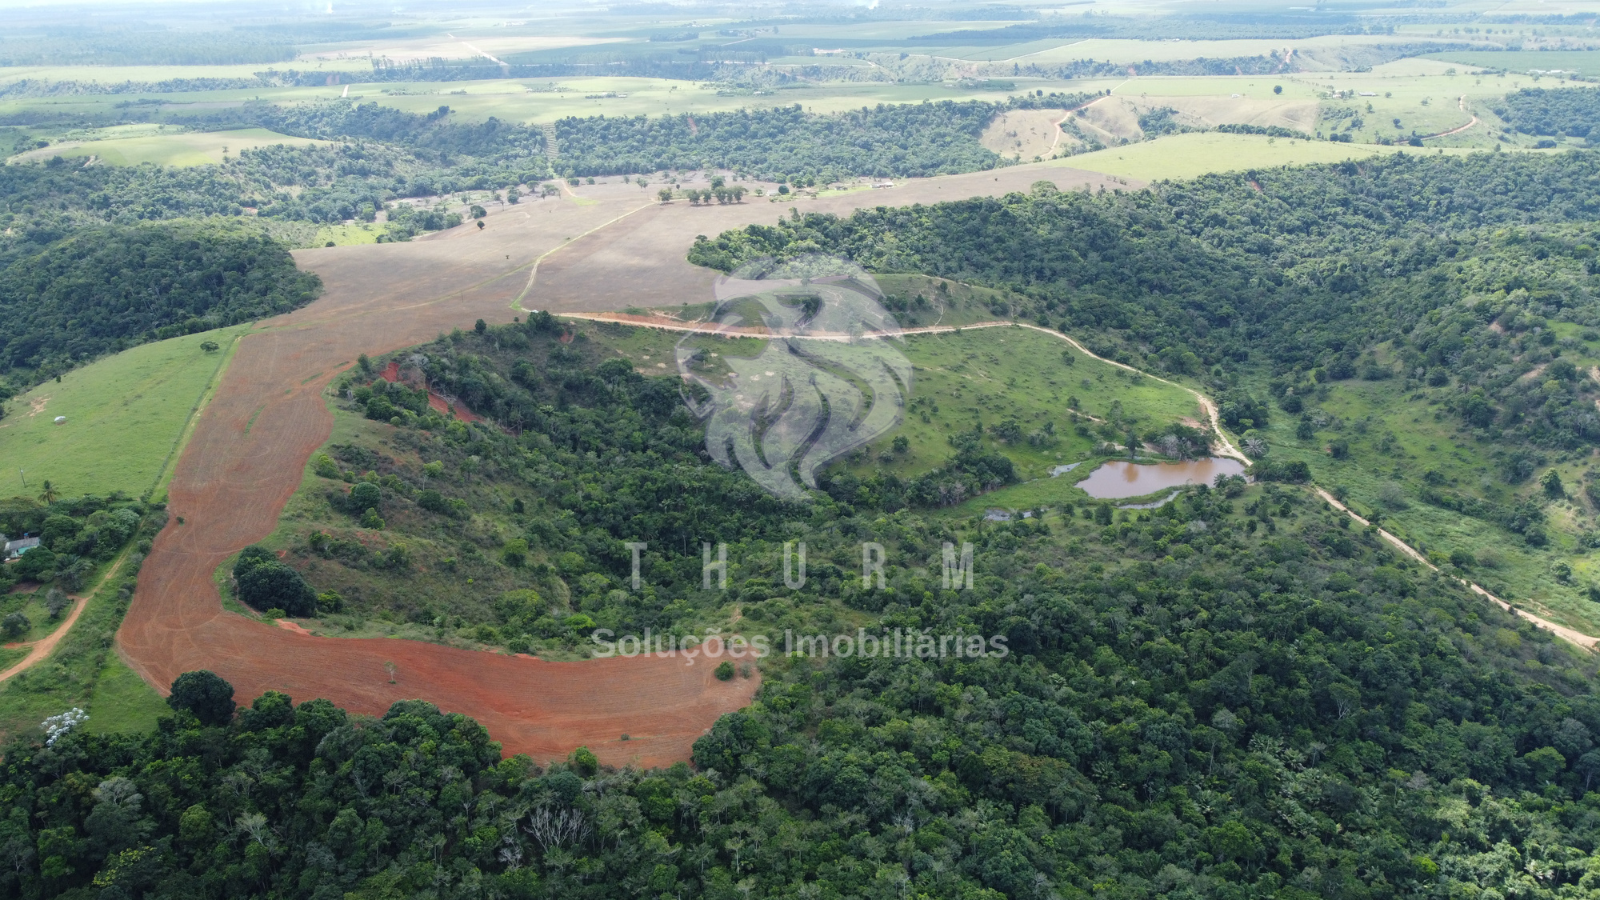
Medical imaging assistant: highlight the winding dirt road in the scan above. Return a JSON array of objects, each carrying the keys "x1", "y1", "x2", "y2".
[
  {"x1": 115, "y1": 162, "x2": 1121, "y2": 766},
  {"x1": 0, "y1": 553, "x2": 128, "y2": 684}
]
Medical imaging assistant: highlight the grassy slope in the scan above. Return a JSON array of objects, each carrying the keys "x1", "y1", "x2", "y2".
[
  {"x1": 1247, "y1": 327, "x2": 1600, "y2": 636},
  {"x1": 841, "y1": 325, "x2": 1201, "y2": 478},
  {"x1": 0, "y1": 327, "x2": 245, "y2": 500}
]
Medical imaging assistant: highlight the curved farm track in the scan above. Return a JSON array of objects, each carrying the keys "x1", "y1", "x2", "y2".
[{"x1": 120, "y1": 161, "x2": 1120, "y2": 767}]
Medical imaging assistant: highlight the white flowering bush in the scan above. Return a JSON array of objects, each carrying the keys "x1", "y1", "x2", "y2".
[{"x1": 41, "y1": 707, "x2": 87, "y2": 746}]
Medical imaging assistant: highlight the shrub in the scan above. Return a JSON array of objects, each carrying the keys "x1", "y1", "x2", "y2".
[
  {"x1": 715, "y1": 661, "x2": 735, "y2": 681},
  {"x1": 167, "y1": 670, "x2": 236, "y2": 726},
  {"x1": 235, "y1": 547, "x2": 317, "y2": 617},
  {"x1": 1, "y1": 612, "x2": 29, "y2": 640}
]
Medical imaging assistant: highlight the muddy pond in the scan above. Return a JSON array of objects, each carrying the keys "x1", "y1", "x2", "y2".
[{"x1": 1075, "y1": 457, "x2": 1247, "y2": 500}]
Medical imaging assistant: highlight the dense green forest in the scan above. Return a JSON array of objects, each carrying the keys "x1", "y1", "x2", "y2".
[
  {"x1": 1498, "y1": 87, "x2": 1600, "y2": 140},
  {"x1": 12, "y1": 328, "x2": 1600, "y2": 899},
  {"x1": 549, "y1": 98, "x2": 1088, "y2": 179},
  {"x1": 0, "y1": 223, "x2": 320, "y2": 377}
]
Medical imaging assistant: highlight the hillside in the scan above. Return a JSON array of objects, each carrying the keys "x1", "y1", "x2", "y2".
[
  {"x1": 8, "y1": 319, "x2": 1600, "y2": 898},
  {"x1": 691, "y1": 151, "x2": 1600, "y2": 635}
]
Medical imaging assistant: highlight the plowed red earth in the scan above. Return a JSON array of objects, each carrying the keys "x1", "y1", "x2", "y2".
[{"x1": 120, "y1": 162, "x2": 1115, "y2": 767}]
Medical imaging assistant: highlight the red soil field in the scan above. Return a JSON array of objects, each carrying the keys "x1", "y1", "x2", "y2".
[{"x1": 119, "y1": 163, "x2": 1111, "y2": 766}]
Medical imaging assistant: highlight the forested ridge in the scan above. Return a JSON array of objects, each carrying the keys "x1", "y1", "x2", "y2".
[
  {"x1": 1498, "y1": 88, "x2": 1600, "y2": 140},
  {"x1": 690, "y1": 151, "x2": 1600, "y2": 451},
  {"x1": 12, "y1": 326, "x2": 1600, "y2": 898},
  {"x1": 0, "y1": 223, "x2": 319, "y2": 379}
]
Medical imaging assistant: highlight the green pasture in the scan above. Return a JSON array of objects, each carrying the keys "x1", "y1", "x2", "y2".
[
  {"x1": 313, "y1": 222, "x2": 383, "y2": 247},
  {"x1": 840, "y1": 325, "x2": 1202, "y2": 483},
  {"x1": 10, "y1": 127, "x2": 324, "y2": 167},
  {"x1": 84, "y1": 653, "x2": 170, "y2": 735},
  {"x1": 0, "y1": 327, "x2": 245, "y2": 501},
  {"x1": 1054, "y1": 132, "x2": 1399, "y2": 181}
]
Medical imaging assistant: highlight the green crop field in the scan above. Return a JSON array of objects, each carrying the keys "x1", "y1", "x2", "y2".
[
  {"x1": 0, "y1": 328, "x2": 245, "y2": 501},
  {"x1": 11, "y1": 127, "x2": 324, "y2": 167}
]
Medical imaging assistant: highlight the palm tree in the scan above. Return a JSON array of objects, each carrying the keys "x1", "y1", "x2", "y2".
[{"x1": 37, "y1": 480, "x2": 57, "y2": 505}]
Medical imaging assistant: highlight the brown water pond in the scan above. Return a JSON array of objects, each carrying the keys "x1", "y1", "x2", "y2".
[{"x1": 1077, "y1": 457, "x2": 1247, "y2": 500}]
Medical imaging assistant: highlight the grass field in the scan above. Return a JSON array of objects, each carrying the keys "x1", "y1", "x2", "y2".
[
  {"x1": 0, "y1": 327, "x2": 245, "y2": 500},
  {"x1": 838, "y1": 325, "x2": 1203, "y2": 482},
  {"x1": 10, "y1": 127, "x2": 324, "y2": 167},
  {"x1": 84, "y1": 652, "x2": 169, "y2": 735},
  {"x1": 1054, "y1": 132, "x2": 1402, "y2": 180}
]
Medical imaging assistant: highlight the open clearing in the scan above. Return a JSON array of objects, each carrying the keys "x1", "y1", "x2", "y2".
[
  {"x1": 9, "y1": 128, "x2": 324, "y2": 167},
  {"x1": 1425, "y1": 49, "x2": 1600, "y2": 75},
  {"x1": 0, "y1": 327, "x2": 245, "y2": 500}
]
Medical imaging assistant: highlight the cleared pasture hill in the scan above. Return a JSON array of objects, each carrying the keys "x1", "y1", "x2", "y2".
[
  {"x1": 0, "y1": 328, "x2": 244, "y2": 499},
  {"x1": 8, "y1": 128, "x2": 324, "y2": 167},
  {"x1": 981, "y1": 107, "x2": 1073, "y2": 159},
  {"x1": 844, "y1": 325, "x2": 1206, "y2": 482},
  {"x1": 120, "y1": 164, "x2": 1093, "y2": 763}
]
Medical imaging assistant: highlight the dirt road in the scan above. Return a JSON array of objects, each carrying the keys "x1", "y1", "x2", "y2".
[
  {"x1": 0, "y1": 553, "x2": 128, "y2": 684},
  {"x1": 1314, "y1": 488, "x2": 1595, "y2": 649},
  {"x1": 118, "y1": 163, "x2": 1119, "y2": 766}
]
